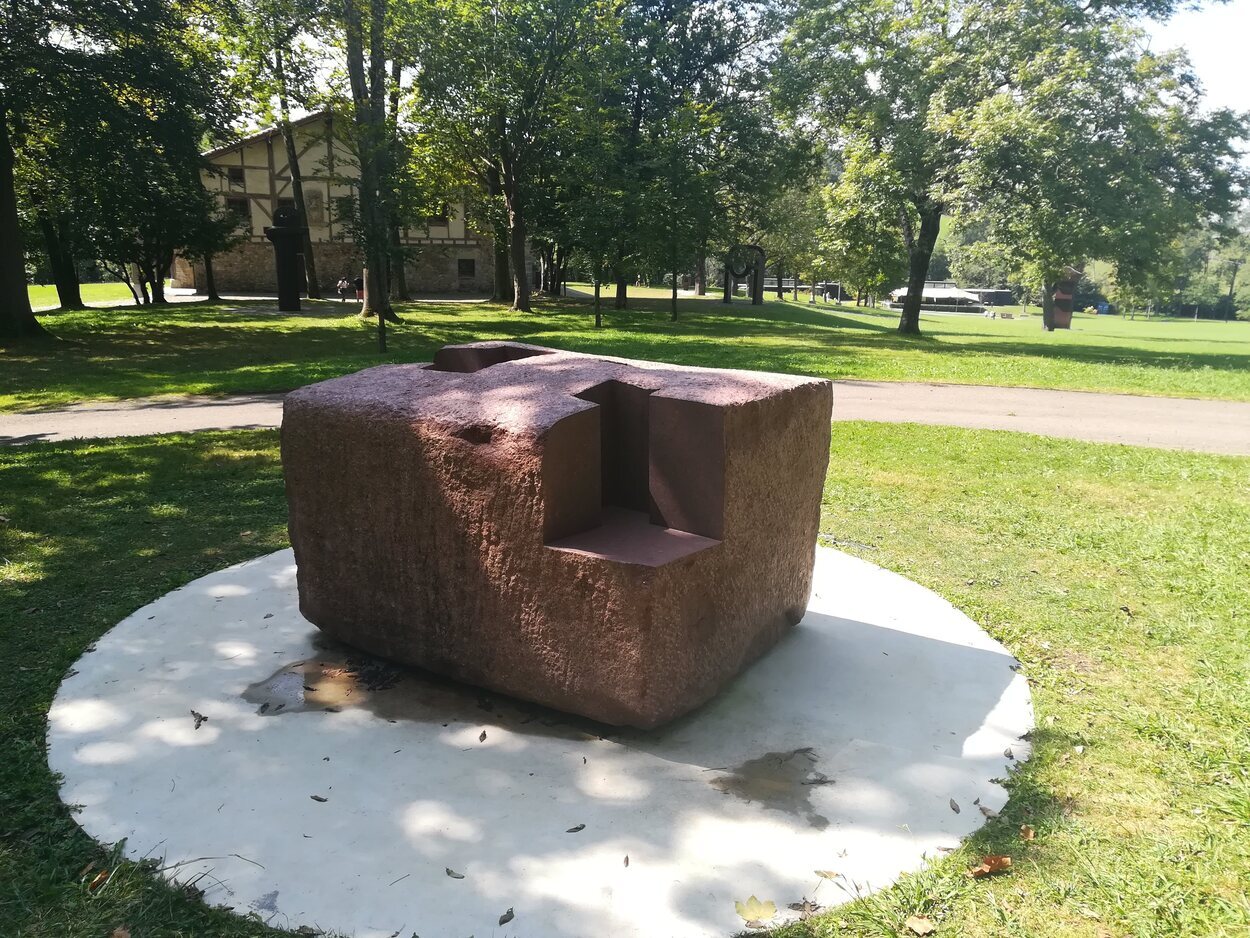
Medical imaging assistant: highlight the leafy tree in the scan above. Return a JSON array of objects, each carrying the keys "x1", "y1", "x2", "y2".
[
  {"x1": 781, "y1": 0, "x2": 1215, "y2": 335},
  {"x1": 947, "y1": 11, "x2": 1248, "y2": 329},
  {"x1": 229, "y1": 0, "x2": 329, "y2": 297},
  {"x1": 1, "y1": 0, "x2": 233, "y2": 338},
  {"x1": 406, "y1": 0, "x2": 606, "y2": 312}
]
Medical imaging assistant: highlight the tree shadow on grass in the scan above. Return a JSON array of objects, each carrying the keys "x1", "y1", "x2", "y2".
[{"x1": 0, "y1": 431, "x2": 292, "y2": 937}]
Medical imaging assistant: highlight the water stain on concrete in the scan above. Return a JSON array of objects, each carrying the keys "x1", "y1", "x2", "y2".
[
  {"x1": 710, "y1": 748, "x2": 832, "y2": 829},
  {"x1": 242, "y1": 636, "x2": 602, "y2": 741}
]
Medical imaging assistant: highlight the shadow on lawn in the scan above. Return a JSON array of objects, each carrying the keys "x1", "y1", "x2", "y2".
[
  {"x1": 5, "y1": 296, "x2": 1248, "y2": 413},
  {"x1": 0, "y1": 431, "x2": 291, "y2": 937}
]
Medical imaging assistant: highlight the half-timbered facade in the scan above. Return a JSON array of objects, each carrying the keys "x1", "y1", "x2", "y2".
[{"x1": 171, "y1": 110, "x2": 494, "y2": 295}]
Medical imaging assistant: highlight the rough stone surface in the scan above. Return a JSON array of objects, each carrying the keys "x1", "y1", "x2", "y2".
[{"x1": 282, "y1": 342, "x2": 833, "y2": 728}]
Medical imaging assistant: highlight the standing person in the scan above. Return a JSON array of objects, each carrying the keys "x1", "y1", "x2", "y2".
[
  {"x1": 336, "y1": 276, "x2": 351, "y2": 302},
  {"x1": 353, "y1": 274, "x2": 364, "y2": 301}
]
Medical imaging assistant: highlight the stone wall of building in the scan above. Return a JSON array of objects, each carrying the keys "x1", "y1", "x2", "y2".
[{"x1": 173, "y1": 238, "x2": 495, "y2": 296}]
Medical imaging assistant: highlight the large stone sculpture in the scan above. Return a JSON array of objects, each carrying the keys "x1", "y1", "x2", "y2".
[{"x1": 282, "y1": 342, "x2": 832, "y2": 728}]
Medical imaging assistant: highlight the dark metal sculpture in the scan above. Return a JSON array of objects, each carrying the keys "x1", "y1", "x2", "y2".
[
  {"x1": 722, "y1": 244, "x2": 766, "y2": 306},
  {"x1": 264, "y1": 206, "x2": 308, "y2": 312}
]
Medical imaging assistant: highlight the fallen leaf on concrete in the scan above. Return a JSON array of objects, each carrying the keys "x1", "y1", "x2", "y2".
[
  {"x1": 1004, "y1": 747, "x2": 1014, "y2": 760},
  {"x1": 191, "y1": 710, "x2": 208, "y2": 730},
  {"x1": 905, "y1": 915, "x2": 935, "y2": 935},
  {"x1": 310, "y1": 794, "x2": 328, "y2": 802},
  {"x1": 1020, "y1": 824, "x2": 1036, "y2": 841},
  {"x1": 788, "y1": 898, "x2": 820, "y2": 920},
  {"x1": 88, "y1": 870, "x2": 109, "y2": 891},
  {"x1": 623, "y1": 855, "x2": 629, "y2": 867},
  {"x1": 445, "y1": 868, "x2": 464, "y2": 879},
  {"x1": 966, "y1": 855, "x2": 1012, "y2": 878},
  {"x1": 979, "y1": 805, "x2": 999, "y2": 819},
  {"x1": 498, "y1": 907, "x2": 514, "y2": 926},
  {"x1": 814, "y1": 869, "x2": 839, "y2": 880},
  {"x1": 734, "y1": 895, "x2": 777, "y2": 926},
  {"x1": 478, "y1": 730, "x2": 487, "y2": 742},
  {"x1": 949, "y1": 798, "x2": 960, "y2": 814},
  {"x1": 565, "y1": 823, "x2": 585, "y2": 833}
]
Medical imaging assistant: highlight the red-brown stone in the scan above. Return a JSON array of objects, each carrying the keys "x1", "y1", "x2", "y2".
[{"x1": 282, "y1": 342, "x2": 832, "y2": 728}]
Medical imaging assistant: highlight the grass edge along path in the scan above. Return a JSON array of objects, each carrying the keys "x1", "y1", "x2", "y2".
[
  {"x1": 1, "y1": 424, "x2": 1248, "y2": 937},
  {"x1": 2, "y1": 295, "x2": 1248, "y2": 413}
]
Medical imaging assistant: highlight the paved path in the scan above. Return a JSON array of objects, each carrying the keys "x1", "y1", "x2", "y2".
[{"x1": 2, "y1": 383, "x2": 1247, "y2": 454}]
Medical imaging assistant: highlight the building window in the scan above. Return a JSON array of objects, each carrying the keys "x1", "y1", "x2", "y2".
[
  {"x1": 225, "y1": 196, "x2": 250, "y2": 229},
  {"x1": 227, "y1": 166, "x2": 245, "y2": 187},
  {"x1": 457, "y1": 258, "x2": 476, "y2": 279}
]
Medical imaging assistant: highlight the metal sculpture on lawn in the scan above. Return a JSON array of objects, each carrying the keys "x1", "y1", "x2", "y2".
[
  {"x1": 264, "y1": 206, "x2": 308, "y2": 312},
  {"x1": 723, "y1": 244, "x2": 766, "y2": 306}
]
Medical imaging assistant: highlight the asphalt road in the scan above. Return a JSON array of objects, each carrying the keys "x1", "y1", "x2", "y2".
[{"x1": 4, "y1": 382, "x2": 1247, "y2": 454}]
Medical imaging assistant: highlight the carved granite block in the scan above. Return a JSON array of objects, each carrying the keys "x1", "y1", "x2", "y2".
[{"x1": 282, "y1": 342, "x2": 832, "y2": 728}]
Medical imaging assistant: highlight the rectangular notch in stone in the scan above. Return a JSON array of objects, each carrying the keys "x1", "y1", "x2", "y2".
[
  {"x1": 430, "y1": 343, "x2": 551, "y2": 373},
  {"x1": 541, "y1": 407, "x2": 601, "y2": 542},
  {"x1": 574, "y1": 381, "x2": 654, "y2": 514},
  {"x1": 649, "y1": 396, "x2": 725, "y2": 540}
]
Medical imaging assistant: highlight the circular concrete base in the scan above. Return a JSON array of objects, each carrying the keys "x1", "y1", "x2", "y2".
[{"x1": 49, "y1": 547, "x2": 1032, "y2": 937}]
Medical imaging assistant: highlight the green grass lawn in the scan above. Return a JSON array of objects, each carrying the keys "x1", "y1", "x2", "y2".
[
  {"x1": 27, "y1": 282, "x2": 138, "y2": 310},
  {"x1": 1, "y1": 425, "x2": 1247, "y2": 936},
  {"x1": 3, "y1": 293, "x2": 1248, "y2": 412}
]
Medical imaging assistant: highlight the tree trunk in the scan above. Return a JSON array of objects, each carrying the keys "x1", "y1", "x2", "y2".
[
  {"x1": 148, "y1": 257, "x2": 167, "y2": 304},
  {"x1": 614, "y1": 270, "x2": 628, "y2": 309},
  {"x1": 694, "y1": 246, "x2": 706, "y2": 295},
  {"x1": 37, "y1": 212, "x2": 84, "y2": 309},
  {"x1": 775, "y1": 260, "x2": 784, "y2": 299},
  {"x1": 671, "y1": 268, "x2": 678, "y2": 322},
  {"x1": 275, "y1": 49, "x2": 320, "y2": 299},
  {"x1": 390, "y1": 225, "x2": 409, "y2": 299},
  {"x1": 203, "y1": 252, "x2": 221, "y2": 301},
  {"x1": 387, "y1": 58, "x2": 407, "y2": 302},
  {"x1": 594, "y1": 278, "x2": 602, "y2": 328},
  {"x1": 493, "y1": 227, "x2": 511, "y2": 303},
  {"x1": 0, "y1": 105, "x2": 48, "y2": 341},
  {"x1": 898, "y1": 205, "x2": 941, "y2": 335},
  {"x1": 501, "y1": 169, "x2": 530, "y2": 312},
  {"x1": 1041, "y1": 280, "x2": 1056, "y2": 332},
  {"x1": 135, "y1": 266, "x2": 151, "y2": 305},
  {"x1": 343, "y1": 0, "x2": 394, "y2": 329}
]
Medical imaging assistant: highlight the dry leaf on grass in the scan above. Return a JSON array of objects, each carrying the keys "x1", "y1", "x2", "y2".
[
  {"x1": 905, "y1": 914, "x2": 936, "y2": 935},
  {"x1": 88, "y1": 870, "x2": 110, "y2": 891},
  {"x1": 966, "y1": 855, "x2": 1012, "y2": 878},
  {"x1": 978, "y1": 805, "x2": 999, "y2": 819},
  {"x1": 734, "y1": 895, "x2": 777, "y2": 927},
  {"x1": 814, "y1": 869, "x2": 839, "y2": 880},
  {"x1": 1020, "y1": 824, "x2": 1036, "y2": 841},
  {"x1": 109, "y1": 928, "x2": 131, "y2": 938}
]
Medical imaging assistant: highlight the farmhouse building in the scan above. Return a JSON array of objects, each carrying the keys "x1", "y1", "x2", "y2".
[{"x1": 170, "y1": 110, "x2": 494, "y2": 295}]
